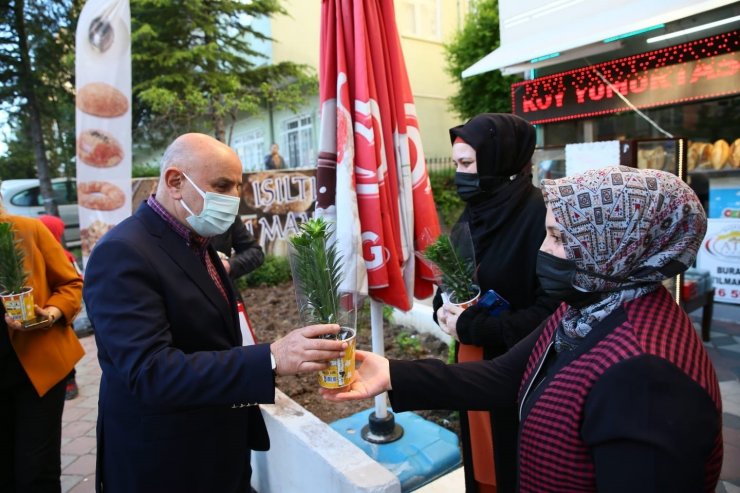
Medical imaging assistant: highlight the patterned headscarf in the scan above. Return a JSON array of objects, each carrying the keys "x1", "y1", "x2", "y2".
[{"x1": 541, "y1": 166, "x2": 707, "y2": 338}]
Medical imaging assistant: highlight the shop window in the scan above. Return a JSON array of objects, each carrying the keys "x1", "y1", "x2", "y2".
[
  {"x1": 232, "y1": 130, "x2": 265, "y2": 171},
  {"x1": 284, "y1": 115, "x2": 315, "y2": 168},
  {"x1": 400, "y1": 0, "x2": 440, "y2": 40}
]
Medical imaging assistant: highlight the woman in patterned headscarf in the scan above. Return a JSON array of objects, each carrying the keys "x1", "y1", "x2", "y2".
[{"x1": 324, "y1": 166, "x2": 723, "y2": 493}]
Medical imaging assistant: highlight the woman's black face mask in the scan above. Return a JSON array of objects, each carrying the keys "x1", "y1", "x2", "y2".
[
  {"x1": 536, "y1": 251, "x2": 603, "y2": 308},
  {"x1": 454, "y1": 172, "x2": 485, "y2": 202}
]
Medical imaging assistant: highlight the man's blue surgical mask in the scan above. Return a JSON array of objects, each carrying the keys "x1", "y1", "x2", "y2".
[{"x1": 179, "y1": 172, "x2": 240, "y2": 237}]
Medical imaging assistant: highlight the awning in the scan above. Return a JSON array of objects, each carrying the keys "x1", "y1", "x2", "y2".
[{"x1": 463, "y1": 0, "x2": 737, "y2": 78}]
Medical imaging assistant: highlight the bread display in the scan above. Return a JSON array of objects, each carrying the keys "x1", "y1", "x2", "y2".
[
  {"x1": 711, "y1": 139, "x2": 730, "y2": 170},
  {"x1": 77, "y1": 82, "x2": 129, "y2": 117},
  {"x1": 728, "y1": 138, "x2": 740, "y2": 168}
]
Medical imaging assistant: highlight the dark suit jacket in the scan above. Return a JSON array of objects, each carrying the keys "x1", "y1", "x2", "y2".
[{"x1": 84, "y1": 203, "x2": 273, "y2": 493}]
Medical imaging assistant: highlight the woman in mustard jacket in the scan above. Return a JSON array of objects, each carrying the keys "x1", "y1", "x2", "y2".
[{"x1": 0, "y1": 203, "x2": 84, "y2": 493}]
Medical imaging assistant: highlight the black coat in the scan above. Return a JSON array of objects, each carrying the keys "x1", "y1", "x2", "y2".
[
  {"x1": 210, "y1": 217, "x2": 265, "y2": 281},
  {"x1": 433, "y1": 185, "x2": 559, "y2": 493}
]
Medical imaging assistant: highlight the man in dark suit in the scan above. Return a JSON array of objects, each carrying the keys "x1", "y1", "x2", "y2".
[{"x1": 83, "y1": 133, "x2": 346, "y2": 493}]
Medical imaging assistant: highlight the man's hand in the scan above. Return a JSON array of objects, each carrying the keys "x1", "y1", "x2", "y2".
[
  {"x1": 319, "y1": 350, "x2": 391, "y2": 402},
  {"x1": 270, "y1": 324, "x2": 347, "y2": 376}
]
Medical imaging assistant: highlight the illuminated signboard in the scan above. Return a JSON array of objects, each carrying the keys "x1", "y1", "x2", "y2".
[{"x1": 511, "y1": 31, "x2": 740, "y2": 124}]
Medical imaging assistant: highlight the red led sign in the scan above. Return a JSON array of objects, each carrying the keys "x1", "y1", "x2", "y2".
[{"x1": 511, "y1": 31, "x2": 740, "y2": 125}]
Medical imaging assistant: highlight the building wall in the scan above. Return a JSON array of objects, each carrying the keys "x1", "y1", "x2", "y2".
[{"x1": 234, "y1": 0, "x2": 467, "y2": 167}]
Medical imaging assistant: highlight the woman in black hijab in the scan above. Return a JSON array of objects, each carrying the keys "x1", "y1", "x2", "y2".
[{"x1": 434, "y1": 113, "x2": 559, "y2": 493}]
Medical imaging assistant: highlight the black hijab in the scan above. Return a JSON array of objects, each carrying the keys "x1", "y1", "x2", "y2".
[{"x1": 449, "y1": 113, "x2": 537, "y2": 259}]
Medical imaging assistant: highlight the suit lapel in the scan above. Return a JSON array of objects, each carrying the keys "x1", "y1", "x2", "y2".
[{"x1": 137, "y1": 205, "x2": 239, "y2": 344}]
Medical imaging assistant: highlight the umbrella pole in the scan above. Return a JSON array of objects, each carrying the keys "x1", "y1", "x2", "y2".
[{"x1": 361, "y1": 299, "x2": 403, "y2": 443}]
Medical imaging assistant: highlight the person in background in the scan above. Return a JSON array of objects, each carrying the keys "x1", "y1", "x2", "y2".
[
  {"x1": 211, "y1": 215, "x2": 264, "y2": 302},
  {"x1": 323, "y1": 166, "x2": 723, "y2": 493},
  {"x1": 83, "y1": 133, "x2": 347, "y2": 493},
  {"x1": 434, "y1": 113, "x2": 559, "y2": 493},
  {"x1": 0, "y1": 200, "x2": 84, "y2": 493},
  {"x1": 38, "y1": 214, "x2": 82, "y2": 400},
  {"x1": 264, "y1": 142, "x2": 286, "y2": 170}
]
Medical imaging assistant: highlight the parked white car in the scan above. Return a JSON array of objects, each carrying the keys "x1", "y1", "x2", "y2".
[{"x1": 0, "y1": 177, "x2": 80, "y2": 247}]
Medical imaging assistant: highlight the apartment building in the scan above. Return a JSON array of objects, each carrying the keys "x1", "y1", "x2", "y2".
[{"x1": 229, "y1": 0, "x2": 469, "y2": 171}]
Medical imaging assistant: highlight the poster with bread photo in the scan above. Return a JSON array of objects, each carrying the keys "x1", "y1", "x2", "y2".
[{"x1": 75, "y1": 0, "x2": 132, "y2": 265}]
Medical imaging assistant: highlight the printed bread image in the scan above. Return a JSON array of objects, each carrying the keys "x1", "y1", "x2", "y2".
[
  {"x1": 77, "y1": 82, "x2": 128, "y2": 117},
  {"x1": 728, "y1": 138, "x2": 740, "y2": 168},
  {"x1": 78, "y1": 181, "x2": 126, "y2": 211},
  {"x1": 81, "y1": 220, "x2": 115, "y2": 257},
  {"x1": 77, "y1": 129, "x2": 124, "y2": 168},
  {"x1": 711, "y1": 139, "x2": 730, "y2": 170}
]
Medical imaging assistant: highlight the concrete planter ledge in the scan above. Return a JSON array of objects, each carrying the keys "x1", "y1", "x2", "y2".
[{"x1": 252, "y1": 388, "x2": 402, "y2": 493}]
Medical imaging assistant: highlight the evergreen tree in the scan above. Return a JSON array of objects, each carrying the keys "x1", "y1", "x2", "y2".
[
  {"x1": 0, "y1": 0, "x2": 78, "y2": 212},
  {"x1": 131, "y1": 0, "x2": 317, "y2": 147},
  {"x1": 444, "y1": 0, "x2": 519, "y2": 119}
]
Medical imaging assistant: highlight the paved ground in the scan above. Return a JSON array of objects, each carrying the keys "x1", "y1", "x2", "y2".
[{"x1": 60, "y1": 303, "x2": 740, "y2": 493}]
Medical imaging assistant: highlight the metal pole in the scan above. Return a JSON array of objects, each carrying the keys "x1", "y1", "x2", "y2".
[
  {"x1": 370, "y1": 298, "x2": 388, "y2": 419},
  {"x1": 361, "y1": 298, "x2": 402, "y2": 443}
]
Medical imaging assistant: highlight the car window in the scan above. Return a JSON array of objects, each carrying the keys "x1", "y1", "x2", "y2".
[
  {"x1": 10, "y1": 187, "x2": 42, "y2": 207},
  {"x1": 52, "y1": 181, "x2": 77, "y2": 205}
]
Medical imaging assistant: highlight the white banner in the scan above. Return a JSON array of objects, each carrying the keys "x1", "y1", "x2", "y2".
[
  {"x1": 75, "y1": 0, "x2": 132, "y2": 265},
  {"x1": 697, "y1": 218, "x2": 740, "y2": 305}
]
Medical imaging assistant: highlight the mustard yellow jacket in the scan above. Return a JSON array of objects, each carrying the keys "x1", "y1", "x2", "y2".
[{"x1": 3, "y1": 214, "x2": 84, "y2": 396}]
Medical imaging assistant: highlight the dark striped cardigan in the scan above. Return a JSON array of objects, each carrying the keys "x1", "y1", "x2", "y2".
[{"x1": 517, "y1": 287, "x2": 723, "y2": 492}]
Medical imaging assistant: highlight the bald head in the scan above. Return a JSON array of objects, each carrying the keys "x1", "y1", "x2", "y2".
[
  {"x1": 159, "y1": 133, "x2": 239, "y2": 176},
  {"x1": 155, "y1": 133, "x2": 243, "y2": 225}
]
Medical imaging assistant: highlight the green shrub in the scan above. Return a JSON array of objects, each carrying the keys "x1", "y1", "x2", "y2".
[
  {"x1": 243, "y1": 254, "x2": 292, "y2": 288},
  {"x1": 132, "y1": 163, "x2": 160, "y2": 177},
  {"x1": 395, "y1": 330, "x2": 423, "y2": 356},
  {"x1": 429, "y1": 169, "x2": 464, "y2": 231}
]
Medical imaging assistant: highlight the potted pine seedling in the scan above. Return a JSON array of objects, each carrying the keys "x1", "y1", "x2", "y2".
[
  {"x1": 288, "y1": 217, "x2": 357, "y2": 389},
  {"x1": 0, "y1": 222, "x2": 35, "y2": 323},
  {"x1": 422, "y1": 222, "x2": 479, "y2": 308}
]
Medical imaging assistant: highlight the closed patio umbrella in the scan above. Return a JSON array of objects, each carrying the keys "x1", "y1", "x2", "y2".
[{"x1": 316, "y1": 0, "x2": 441, "y2": 442}]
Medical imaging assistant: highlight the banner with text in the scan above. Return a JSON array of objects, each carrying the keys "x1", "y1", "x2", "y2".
[
  {"x1": 240, "y1": 170, "x2": 316, "y2": 257},
  {"x1": 697, "y1": 218, "x2": 740, "y2": 305},
  {"x1": 512, "y1": 31, "x2": 739, "y2": 125}
]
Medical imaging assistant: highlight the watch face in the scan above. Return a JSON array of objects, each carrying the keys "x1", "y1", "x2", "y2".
[{"x1": 270, "y1": 353, "x2": 277, "y2": 370}]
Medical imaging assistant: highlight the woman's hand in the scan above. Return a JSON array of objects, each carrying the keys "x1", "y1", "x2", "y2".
[
  {"x1": 4, "y1": 304, "x2": 62, "y2": 332},
  {"x1": 319, "y1": 350, "x2": 391, "y2": 402},
  {"x1": 437, "y1": 303, "x2": 464, "y2": 341}
]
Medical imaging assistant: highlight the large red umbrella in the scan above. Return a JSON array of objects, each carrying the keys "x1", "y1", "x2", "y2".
[{"x1": 316, "y1": 0, "x2": 441, "y2": 441}]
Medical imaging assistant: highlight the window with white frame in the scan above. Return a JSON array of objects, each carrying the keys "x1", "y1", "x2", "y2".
[
  {"x1": 400, "y1": 0, "x2": 440, "y2": 40},
  {"x1": 283, "y1": 115, "x2": 315, "y2": 168},
  {"x1": 231, "y1": 129, "x2": 265, "y2": 171}
]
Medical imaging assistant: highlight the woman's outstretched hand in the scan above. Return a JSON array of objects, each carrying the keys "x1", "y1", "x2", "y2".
[{"x1": 319, "y1": 350, "x2": 391, "y2": 402}]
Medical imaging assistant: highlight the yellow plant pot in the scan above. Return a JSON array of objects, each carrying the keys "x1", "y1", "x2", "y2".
[
  {"x1": 318, "y1": 327, "x2": 357, "y2": 389},
  {"x1": 1, "y1": 287, "x2": 35, "y2": 322}
]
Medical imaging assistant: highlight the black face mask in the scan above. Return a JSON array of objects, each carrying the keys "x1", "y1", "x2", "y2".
[
  {"x1": 454, "y1": 172, "x2": 485, "y2": 201},
  {"x1": 536, "y1": 251, "x2": 604, "y2": 308}
]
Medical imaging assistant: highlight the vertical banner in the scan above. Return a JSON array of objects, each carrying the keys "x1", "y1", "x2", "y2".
[{"x1": 75, "y1": 0, "x2": 132, "y2": 265}]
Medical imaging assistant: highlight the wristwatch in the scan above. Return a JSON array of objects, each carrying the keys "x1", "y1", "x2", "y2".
[{"x1": 270, "y1": 352, "x2": 277, "y2": 375}]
